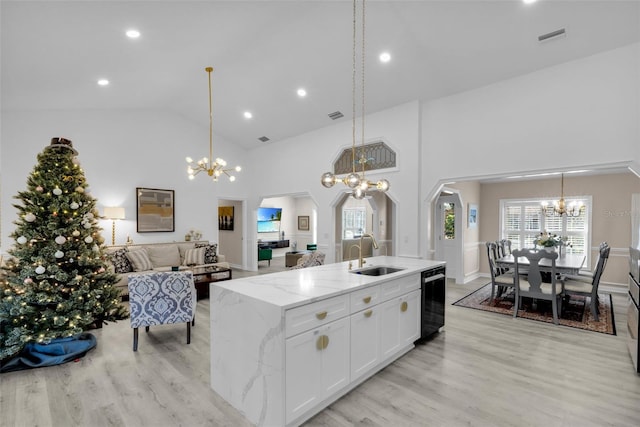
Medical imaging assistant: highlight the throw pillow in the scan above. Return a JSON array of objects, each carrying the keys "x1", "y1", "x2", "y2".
[
  {"x1": 146, "y1": 245, "x2": 181, "y2": 268},
  {"x1": 183, "y1": 247, "x2": 206, "y2": 266},
  {"x1": 196, "y1": 243, "x2": 218, "y2": 263},
  {"x1": 125, "y1": 248, "x2": 153, "y2": 272},
  {"x1": 109, "y1": 248, "x2": 132, "y2": 273}
]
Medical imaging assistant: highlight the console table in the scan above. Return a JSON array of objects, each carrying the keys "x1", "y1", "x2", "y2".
[{"x1": 258, "y1": 239, "x2": 289, "y2": 249}]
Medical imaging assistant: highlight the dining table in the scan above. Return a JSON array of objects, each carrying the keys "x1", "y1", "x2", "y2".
[{"x1": 496, "y1": 253, "x2": 586, "y2": 276}]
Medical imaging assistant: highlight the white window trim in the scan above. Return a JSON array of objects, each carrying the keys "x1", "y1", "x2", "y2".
[
  {"x1": 342, "y1": 207, "x2": 367, "y2": 239},
  {"x1": 499, "y1": 196, "x2": 593, "y2": 270}
]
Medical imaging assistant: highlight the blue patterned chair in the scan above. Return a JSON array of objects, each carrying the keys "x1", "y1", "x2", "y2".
[{"x1": 127, "y1": 271, "x2": 197, "y2": 351}]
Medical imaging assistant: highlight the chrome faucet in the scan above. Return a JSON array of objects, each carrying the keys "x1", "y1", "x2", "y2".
[{"x1": 348, "y1": 233, "x2": 379, "y2": 270}]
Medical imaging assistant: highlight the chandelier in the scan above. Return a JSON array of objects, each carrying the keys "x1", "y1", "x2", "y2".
[
  {"x1": 320, "y1": 0, "x2": 390, "y2": 199},
  {"x1": 541, "y1": 173, "x2": 585, "y2": 217},
  {"x1": 186, "y1": 67, "x2": 241, "y2": 182}
]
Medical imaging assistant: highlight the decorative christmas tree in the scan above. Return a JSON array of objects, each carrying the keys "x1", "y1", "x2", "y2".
[{"x1": 0, "y1": 138, "x2": 128, "y2": 361}]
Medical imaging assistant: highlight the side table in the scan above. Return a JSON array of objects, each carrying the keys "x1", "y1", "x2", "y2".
[{"x1": 189, "y1": 265, "x2": 232, "y2": 299}]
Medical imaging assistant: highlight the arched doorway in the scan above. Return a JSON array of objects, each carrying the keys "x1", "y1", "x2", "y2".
[
  {"x1": 334, "y1": 191, "x2": 395, "y2": 262},
  {"x1": 434, "y1": 191, "x2": 463, "y2": 282}
]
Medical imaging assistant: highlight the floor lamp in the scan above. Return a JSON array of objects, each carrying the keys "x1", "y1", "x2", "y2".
[{"x1": 103, "y1": 207, "x2": 125, "y2": 246}]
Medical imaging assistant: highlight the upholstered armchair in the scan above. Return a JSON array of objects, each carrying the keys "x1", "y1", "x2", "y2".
[
  {"x1": 258, "y1": 248, "x2": 272, "y2": 266},
  {"x1": 289, "y1": 251, "x2": 326, "y2": 269},
  {"x1": 127, "y1": 271, "x2": 197, "y2": 351}
]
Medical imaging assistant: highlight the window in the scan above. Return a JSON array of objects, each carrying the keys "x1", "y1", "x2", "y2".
[
  {"x1": 444, "y1": 202, "x2": 455, "y2": 240},
  {"x1": 501, "y1": 197, "x2": 592, "y2": 268},
  {"x1": 343, "y1": 207, "x2": 366, "y2": 239},
  {"x1": 334, "y1": 141, "x2": 396, "y2": 175}
]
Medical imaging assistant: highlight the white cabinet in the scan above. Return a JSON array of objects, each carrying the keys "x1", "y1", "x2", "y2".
[
  {"x1": 286, "y1": 317, "x2": 350, "y2": 424},
  {"x1": 350, "y1": 285, "x2": 380, "y2": 312},
  {"x1": 211, "y1": 259, "x2": 439, "y2": 427},
  {"x1": 350, "y1": 305, "x2": 380, "y2": 381},
  {"x1": 285, "y1": 294, "x2": 349, "y2": 338},
  {"x1": 380, "y1": 290, "x2": 421, "y2": 361},
  {"x1": 351, "y1": 276, "x2": 420, "y2": 383},
  {"x1": 399, "y1": 290, "x2": 421, "y2": 346}
]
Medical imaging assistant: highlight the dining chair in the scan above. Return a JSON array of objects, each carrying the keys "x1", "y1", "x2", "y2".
[
  {"x1": 512, "y1": 248, "x2": 562, "y2": 324},
  {"x1": 497, "y1": 239, "x2": 512, "y2": 257},
  {"x1": 560, "y1": 244, "x2": 610, "y2": 321},
  {"x1": 127, "y1": 271, "x2": 197, "y2": 351},
  {"x1": 572, "y1": 241, "x2": 608, "y2": 280},
  {"x1": 486, "y1": 242, "x2": 515, "y2": 303},
  {"x1": 496, "y1": 239, "x2": 513, "y2": 274}
]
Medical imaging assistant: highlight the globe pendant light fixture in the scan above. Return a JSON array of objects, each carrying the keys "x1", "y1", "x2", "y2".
[
  {"x1": 541, "y1": 173, "x2": 585, "y2": 217},
  {"x1": 320, "y1": 0, "x2": 390, "y2": 199},
  {"x1": 186, "y1": 67, "x2": 241, "y2": 182}
]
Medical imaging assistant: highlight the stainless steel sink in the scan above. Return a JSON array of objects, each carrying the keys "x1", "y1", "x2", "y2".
[{"x1": 350, "y1": 266, "x2": 405, "y2": 276}]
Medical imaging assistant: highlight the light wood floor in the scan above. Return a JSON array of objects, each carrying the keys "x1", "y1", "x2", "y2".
[{"x1": 2, "y1": 270, "x2": 640, "y2": 427}]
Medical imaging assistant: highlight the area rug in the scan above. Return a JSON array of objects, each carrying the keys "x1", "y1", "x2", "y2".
[{"x1": 453, "y1": 284, "x2": 616, "y2": 335}]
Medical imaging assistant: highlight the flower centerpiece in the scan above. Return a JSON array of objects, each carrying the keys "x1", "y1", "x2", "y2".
[
  {"x1": 534, "y1": 231, "x2": 572, "y2": 255},
  {"x1": 534, "y1": 231, "x2": 562, "y2": 248}
]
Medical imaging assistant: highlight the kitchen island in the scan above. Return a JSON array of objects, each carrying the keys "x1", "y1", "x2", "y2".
[{"x1": 210, "y1": 256, "x2": 444, "y2": 427}]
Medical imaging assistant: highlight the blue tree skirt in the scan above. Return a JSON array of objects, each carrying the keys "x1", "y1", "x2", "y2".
[{"x1": 1, "y1": 333, "x2": 97, "y2": 373}]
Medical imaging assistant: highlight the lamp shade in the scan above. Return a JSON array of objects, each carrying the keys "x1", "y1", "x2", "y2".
[{"x1": 103, "y1": 207, "x2": 125, "y2": 220}]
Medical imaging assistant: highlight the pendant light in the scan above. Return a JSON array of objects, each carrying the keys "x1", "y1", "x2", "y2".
[
  {"x1": 541, "y1": 173, "x2": 585, "y2": 217},
  {"x1": 186, "y1": 67, "x2": 241, "y2": 182},
  {"x1": 320, "y1": 0, "x2": 390, "y2": 199}
]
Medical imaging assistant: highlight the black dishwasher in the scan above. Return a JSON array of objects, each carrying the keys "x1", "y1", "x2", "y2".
[{"x1": 417, "y1": 265, "x2": 446, "y2": 342}]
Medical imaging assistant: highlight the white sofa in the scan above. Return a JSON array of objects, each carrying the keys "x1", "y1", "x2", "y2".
[{"x1": 104, "y1": 241, "x2": 228, "y2": 298}]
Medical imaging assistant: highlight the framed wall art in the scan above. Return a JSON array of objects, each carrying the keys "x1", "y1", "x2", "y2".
[
  {"x1": 298, "y1": 215, "x2": 310, "y2": 231},
  {"x1": 218, "y1": 206, "x2": 234, "y2": 231},
  {"x1": 468, "y1": 204, "x2": 478, "y2": 228},
  {"x1": 136, "y1": 187, "x2": 175, "y2": 232}
]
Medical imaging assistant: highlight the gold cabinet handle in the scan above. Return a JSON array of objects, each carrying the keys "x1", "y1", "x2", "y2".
[
  {"x1": 400, "y1": 301, "x2": 408, "y2": 312},
  {"x1": 316, "y1": 311, "x2": 328, "y2": 320},
  {"x1": 364, "y1": 309, "x2": 373, "y2": 318},
  {"x1": 316, "y1": 335, "x2": 329, "y2": 350},
  {"x1": 362, "y1": 296, "x2": 372, "y2": 304}
]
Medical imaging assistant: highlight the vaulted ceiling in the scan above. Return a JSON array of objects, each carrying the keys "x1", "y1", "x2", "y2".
[{"x1": 2, "y1": 1, "x2": 639, "y2": 150}]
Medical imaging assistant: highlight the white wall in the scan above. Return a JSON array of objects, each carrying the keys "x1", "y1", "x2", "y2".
[
  {"x1": 0, "y1": 109, "x2": 249, "y2": 252},
  {"x1": 293, "y1": 196, "x2": 316, "y2": 250},
  {"x1": 421, "y1": 42, "x2": 640, "y2": 256},
  {"x1": 247, "y1": 100, "x2": 421, "y2": 263},
  {"x1": 2, "y1": 44, "x2": 638, "y2": 269}
]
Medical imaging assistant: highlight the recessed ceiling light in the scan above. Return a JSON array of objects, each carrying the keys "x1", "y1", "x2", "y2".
[
  {"x1": 126, "y1": 29, "x2": 140, "y2": 38},
  {"x1": 297, "y1": 88, "x2": 307, "y2": 97},
  {"x1": 379, "y1": 52, "x2": 391, "y2": 63},
  {"x1": 523, "y1": 0, "x2": 538, "y2": 4},
  {"x1": 244, "y1": 111, "x2": 253, "y2": 119},
  {"x1": 97, "y1": 79, "x2": 109, "y2": 86}
]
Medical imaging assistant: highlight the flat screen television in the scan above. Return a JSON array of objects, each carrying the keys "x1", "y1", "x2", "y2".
[{"x1": 257, "y1": 207, "x2": 282, "y2": 233}]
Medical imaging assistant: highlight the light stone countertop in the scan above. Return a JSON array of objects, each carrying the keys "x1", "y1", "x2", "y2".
[{"x1": 211, "y1": 255, "x2": 445, "y2": 310}]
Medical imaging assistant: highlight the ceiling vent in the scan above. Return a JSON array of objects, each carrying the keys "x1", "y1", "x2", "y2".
[
  {"x1": 258, "y1": 136, "x2": 270, "y2": 143},
  {"x1": 328, "y1": 111, "x2": 344, "y2": 120},
  {"x1": 538, "y1": 28, "x2": 566, "y2": 42}
]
